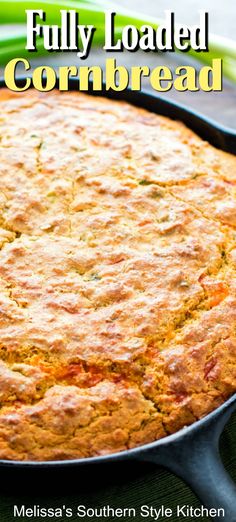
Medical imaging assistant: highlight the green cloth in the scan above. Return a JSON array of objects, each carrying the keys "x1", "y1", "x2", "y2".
[{"x1": 0, "y1": 413, "x2": 235, "y2": 522}]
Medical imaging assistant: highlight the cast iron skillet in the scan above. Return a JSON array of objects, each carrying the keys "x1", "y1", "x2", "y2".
[{"x1": 0, "y1": 77, "x2": 236, "y2": 521}]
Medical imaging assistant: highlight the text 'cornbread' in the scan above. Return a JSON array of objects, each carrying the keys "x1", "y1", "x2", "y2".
[{"x1": 0, "y1": 90, "x2": 235, "y2": 461}]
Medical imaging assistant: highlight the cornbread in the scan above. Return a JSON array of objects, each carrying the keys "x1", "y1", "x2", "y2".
[{"x1": 0, "y1": 89, "x2": 235, "y2": 461}]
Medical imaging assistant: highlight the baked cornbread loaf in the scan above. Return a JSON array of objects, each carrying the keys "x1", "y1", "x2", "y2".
[{"x1": 0, "y1": 89, "x2": 235, "y2": 461}]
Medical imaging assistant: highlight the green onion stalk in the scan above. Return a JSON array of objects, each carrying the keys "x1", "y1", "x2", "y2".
[{"x1": 0, "y1": 0, "x2": 235, "y2": 83}]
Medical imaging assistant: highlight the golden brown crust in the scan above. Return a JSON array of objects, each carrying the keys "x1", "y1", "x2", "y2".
[{"x1": 0, "y1": 89, "x2": 235, "y2": 460}]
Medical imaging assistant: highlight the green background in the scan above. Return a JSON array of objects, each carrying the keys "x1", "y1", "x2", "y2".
[{"x1": 0, "y1": 413, "x2": 235, "y2": 522}]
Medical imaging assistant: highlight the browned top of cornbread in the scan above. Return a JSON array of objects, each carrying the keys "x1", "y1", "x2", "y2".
[{"x1": 0, "y1": 89, "x2": 235, "y2": 461}]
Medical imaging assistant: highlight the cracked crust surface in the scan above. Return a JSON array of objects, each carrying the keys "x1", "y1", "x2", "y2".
[{"x1": 0, "y1": 89, "x2": 235, "y2": 461}]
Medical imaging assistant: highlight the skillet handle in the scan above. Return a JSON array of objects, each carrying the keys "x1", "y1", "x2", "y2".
[
  {"x1": 166, "y1": 433, "x2": 236, "y2": 522},
  {"x1": 149, "y1": 400, "x2": 236, "y2": 522}
]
